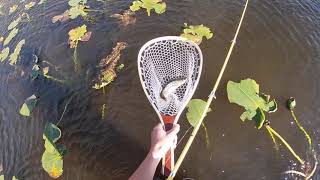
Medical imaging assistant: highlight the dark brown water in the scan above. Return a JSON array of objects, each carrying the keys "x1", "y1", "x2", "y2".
[{"x1": 0, "y1": 0, "x2": 319, "y2": 179}]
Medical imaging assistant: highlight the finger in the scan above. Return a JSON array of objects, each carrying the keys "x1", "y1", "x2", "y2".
[{"x1": 158, "y1": 124, "x2": 180, "y2": 146}]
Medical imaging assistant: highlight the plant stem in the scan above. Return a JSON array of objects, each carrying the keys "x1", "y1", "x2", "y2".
[
  {"x1": 266, "y1": 125, "x2": 279, "y2": 151},
  {"x1": 290, "y1": 110, "x2": 312, "y2": 147},
  {"x1": 265, "y1": 125, "x2": 305, "y2": 165},
  {"x1": 201, "y1": 122, "x2": 210, "y2": 149},
  {"x1": 44, "y1": 75, "x2": 65, "y2": 83},
  {"x1": 73, "y1": 43, "x2": 80, "y2": 72},
  {"x1": 168, "y1": 1, "x2": 249, "y2": 179}
]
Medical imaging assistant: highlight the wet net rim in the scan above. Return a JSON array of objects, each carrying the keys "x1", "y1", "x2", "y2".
[{"x1": 137, "y1": 36, "x2": 203, "y2": 124}]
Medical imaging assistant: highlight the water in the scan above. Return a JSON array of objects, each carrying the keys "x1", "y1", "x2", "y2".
[{"x1": 0, "y1": 0, "x2": 319, "y2": 179}]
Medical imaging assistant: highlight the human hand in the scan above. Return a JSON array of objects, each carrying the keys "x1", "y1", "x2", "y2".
[{"x1": 149, "y1": 123, "x2": 180, "y2": 159}]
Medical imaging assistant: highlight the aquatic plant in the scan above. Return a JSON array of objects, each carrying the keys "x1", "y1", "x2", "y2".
[
  {"x1": 111, "y1": 10, "x2": 136, "y2": 26},
  {"x1": 9, "y1": 5, "x2": 18, "y2": 15},
  {"x1": 68, "y1": 24, "x2": 92, "y2": 72},
  {"x1": 93, "y1": 42, "x2": 127, "y2": 89},
  {"x1": 3, "y1": 28, "x2": 19, "y2": 46},
  {"x1": 130, "y1": 0, "x2": 166, "y2": 16},
  {"x1": 227, "y1": 79, "x2": 304, "y2": 164},
  {"x1": 8, "y1": 16, "x2": 22, "y2": 30},
  {"x1": 38, "y1": 0, "x2": 46, "y2": 5},
  {"x1": 0, "y1": 176, "x2": 18, "y2": 180},
  {"x1": 0, "y1": 48, "x2": 10, "y2": 62},
  {"x1": 24, "y1": 2, "x2": 36, "y2": 10},
  {"x1": 9, "y1": 39, "x2": 25, "y2": 65},
  {"x1": 42, "y1": 122, "x2": 64, "y2": 178},
  {"x1": 227, "y1": 79, "x2": 277, "y2": 129},
  {"x1": 180, "y1": 23, "x2": 213, "y2": 45},
  {"x1": 0, "y1": 5, "x2": 4, "y2": 16},
  {"x1": 287, "y1": 97, "x2": 312, "y2": 147},
  {"x1": 19, "y1": 94, "x2": 38, "y2": 117}
]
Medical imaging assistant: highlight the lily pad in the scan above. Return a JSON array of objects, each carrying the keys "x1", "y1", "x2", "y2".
[
  {"x1": 38, "y1": 0, "x2": 46, "y2": 5},
  {"x1": 130, "y1": 0, "x2": 166, "y2": 16},
  {"x1": 9, "y1": 39, "x2": 25, "y2": 65},
  {"x1": 44, "y1": 122, "x2": 61, "y2": 144},
  {"x1": 42, "y1": 123, "x2": 63, "y2": 178},
  {"x1": 0, "y1": 47, "x2": 10, "y2": 62},
  {"x1": 25, "y1": 2, "x2": 36, "y2": 10},
  {"x1": 68, "y1": 24, "x2": 91, "y2": 48},
  {"x1": 41, "y1": 146, "x2": 63, "y2": 178},
  {"x1": 68, "y1": 0, "x2": 82, "y2": 6},
  {"x1": 181, "y1": 23, "x2": 213, "y2": 45},
  {"x1": 19, "y1": 94, "x2": 38, "y2": 117},
  {"x1": 69, "y1": 4, "x2": 87, "y2": 19},
  {"x1": 8, "y1": 17, "x2": 22, "y2": 30},
  {"x1": 0, "y1": 176, "x2": 18, "y2": 180},
  {"x1": 186, "y1": 99, "x2": 212, "y2": 127},
  {"x1": 4, "y1": 28, "x2": 19, "y2": 46},
  {"x1": 227, "y1": 79, "x2": 278, "y2": 129},
  {"x1": 9, "y1": 5, "x2": 18, "y2": 15}
]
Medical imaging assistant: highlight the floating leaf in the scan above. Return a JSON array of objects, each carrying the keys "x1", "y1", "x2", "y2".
[
  {"x1": 80, "y1": 31, "x2": 91, "y2": 41},
  {"x1": 181, "y1": 24, "x2": 213, "y2": 45},
  {"x1": 0, "y1": 5, "x2": 4, "y2": 16},
  {"x1": 19, "y1": 94, "x2": 37, "y2": 116},
  {"x1": 38, "y1": 0, "x2": 46, "y2": 5},
  {"x1": 0, "y1": 176, "x2": 18, "y2": 180},
  {"x1": 4, "y1": 28, "x2": 19, "y2": 46},
  {"x1": 25, "y1": 2, "x2": 36, "y2": 10},
  {"x1": 186, "y1": 99, "x2": 212, "y2": 127},
  {"x1": 252, "y1": 107, "x2": 266, "y2": 129},
  {"x1": 8, "y1": 17, "x2": 22, "y2": 30},
  {"x1": 42, "y1": 123, "x2": 63, "y2": 178},
  {"x1": 9, "y1": 5, "x2": 18, "y2": 14},
  {"x1": 9, "y1": 39, "x2": 25, "y2": 65},
  {"x1": 52, "y1": 10, "x2": 70, "y2": 23},
  {"x1": 69, "y1": 4, "x2": 87, "y2": 19},
  {"x1": 68, "y1": 0, "x2": 82, "y2": 6},
  {"x1": 68, "y1": 24, "x2": 87, "y2": 48},
  {"x1": 227, "y1": 79, "x2": 277, "y2": 129},
  {"x1": 0, "y1": 47, "x2": 10, "y2": 62},
  {"x1": 130, "y1": 0, "x2": 166, "y2": 16},
  {"x1": 41, "y1": 146, "x2": 63, "y2": 178},
  {"x1": 0, "y1": 36, "x2": 3, "y2": 42},
  {"x1": 44, "y1": 123, "x2": 61, "y2": 144}
]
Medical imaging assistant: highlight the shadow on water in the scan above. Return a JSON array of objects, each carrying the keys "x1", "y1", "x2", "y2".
[{"x1": 0, "y1": 0, "x2": 320, "y2": 179}]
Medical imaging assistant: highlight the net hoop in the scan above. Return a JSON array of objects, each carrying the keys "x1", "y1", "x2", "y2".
[{"x1": 137, "y1": 36, "x2": 203, "y2": 125}]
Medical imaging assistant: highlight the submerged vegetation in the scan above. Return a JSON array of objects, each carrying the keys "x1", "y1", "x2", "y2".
[
  {"x1": 19, "y1": 94, "x2": 38, "y2": 117},
  {"x1": 93, "y1": 42, "x2": 127, "y2": 89},
  {"x1": 68, "y1": 24, "x2": 92, "y2": 71}
]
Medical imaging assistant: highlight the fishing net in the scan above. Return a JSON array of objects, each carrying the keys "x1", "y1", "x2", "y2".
[{"x1": 138, "y1": 36, "x2": 203, "y2": 120}]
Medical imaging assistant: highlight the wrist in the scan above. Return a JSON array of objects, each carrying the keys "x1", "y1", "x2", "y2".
[{"x1": 148, "y1": 149, "x2": 162, "y2": 162}]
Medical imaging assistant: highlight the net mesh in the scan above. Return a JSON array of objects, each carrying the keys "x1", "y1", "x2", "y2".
[{"x1": 138, "y1": 37, "x2": 202, "y2": 116}]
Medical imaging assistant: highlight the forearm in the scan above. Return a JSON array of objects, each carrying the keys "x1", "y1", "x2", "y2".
[{"x1": 129, "y1": 152, "x2": 161, "y2": 180}]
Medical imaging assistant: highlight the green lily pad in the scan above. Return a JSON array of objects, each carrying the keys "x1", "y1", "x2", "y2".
[
  {"x1": 181, "y1": 23, "x2": 213, "y2": 45},
  {"x1": 252, "y1": 107, "x2": 266, "y2": 129},
  {"x1": 130, "y1": 0, "x2": 166, "y2": 16},
  {"x1": 186, "y1": 99, "x2": 212, "y2": 127},
  {"x1": 25, "y1": 2, "x2": 36, "y2": 10},
  {"x1": 4, "y1": 28, "x2": 19, "y2": 46},
  {"x1": 19, "y1": 94, "x2": 37, "y2": 117},
  {"x1": 9, "y1": 5, "x2": 18, "y2": 15},
  {"x1": 41, "y1": 147, "x2": 63, "y2": 178},
  {"x1": 0, "y1": 47, "x2": 10, "y2": 62},
  {"x1": 9, "y1": 39, "x2": 25, "y2": 65},
  {"x1": 8, "y1": 17, "x2": 22, "y2": 30},
  {"x1": 68, "y1": 24, "x2": 87, "y2": 48},
  {"x1": 227, "y1": 79, "x2": 278, "y2": 129},
  {"x1": 69, "y1": 4, "x2": 87, "y2": 19},
  {"x1": 44, "y1": 123, "x2": 61, "y2": 144},
  {"x1": 68, "y1": 0, "x2": 82, "y2": 6}
]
